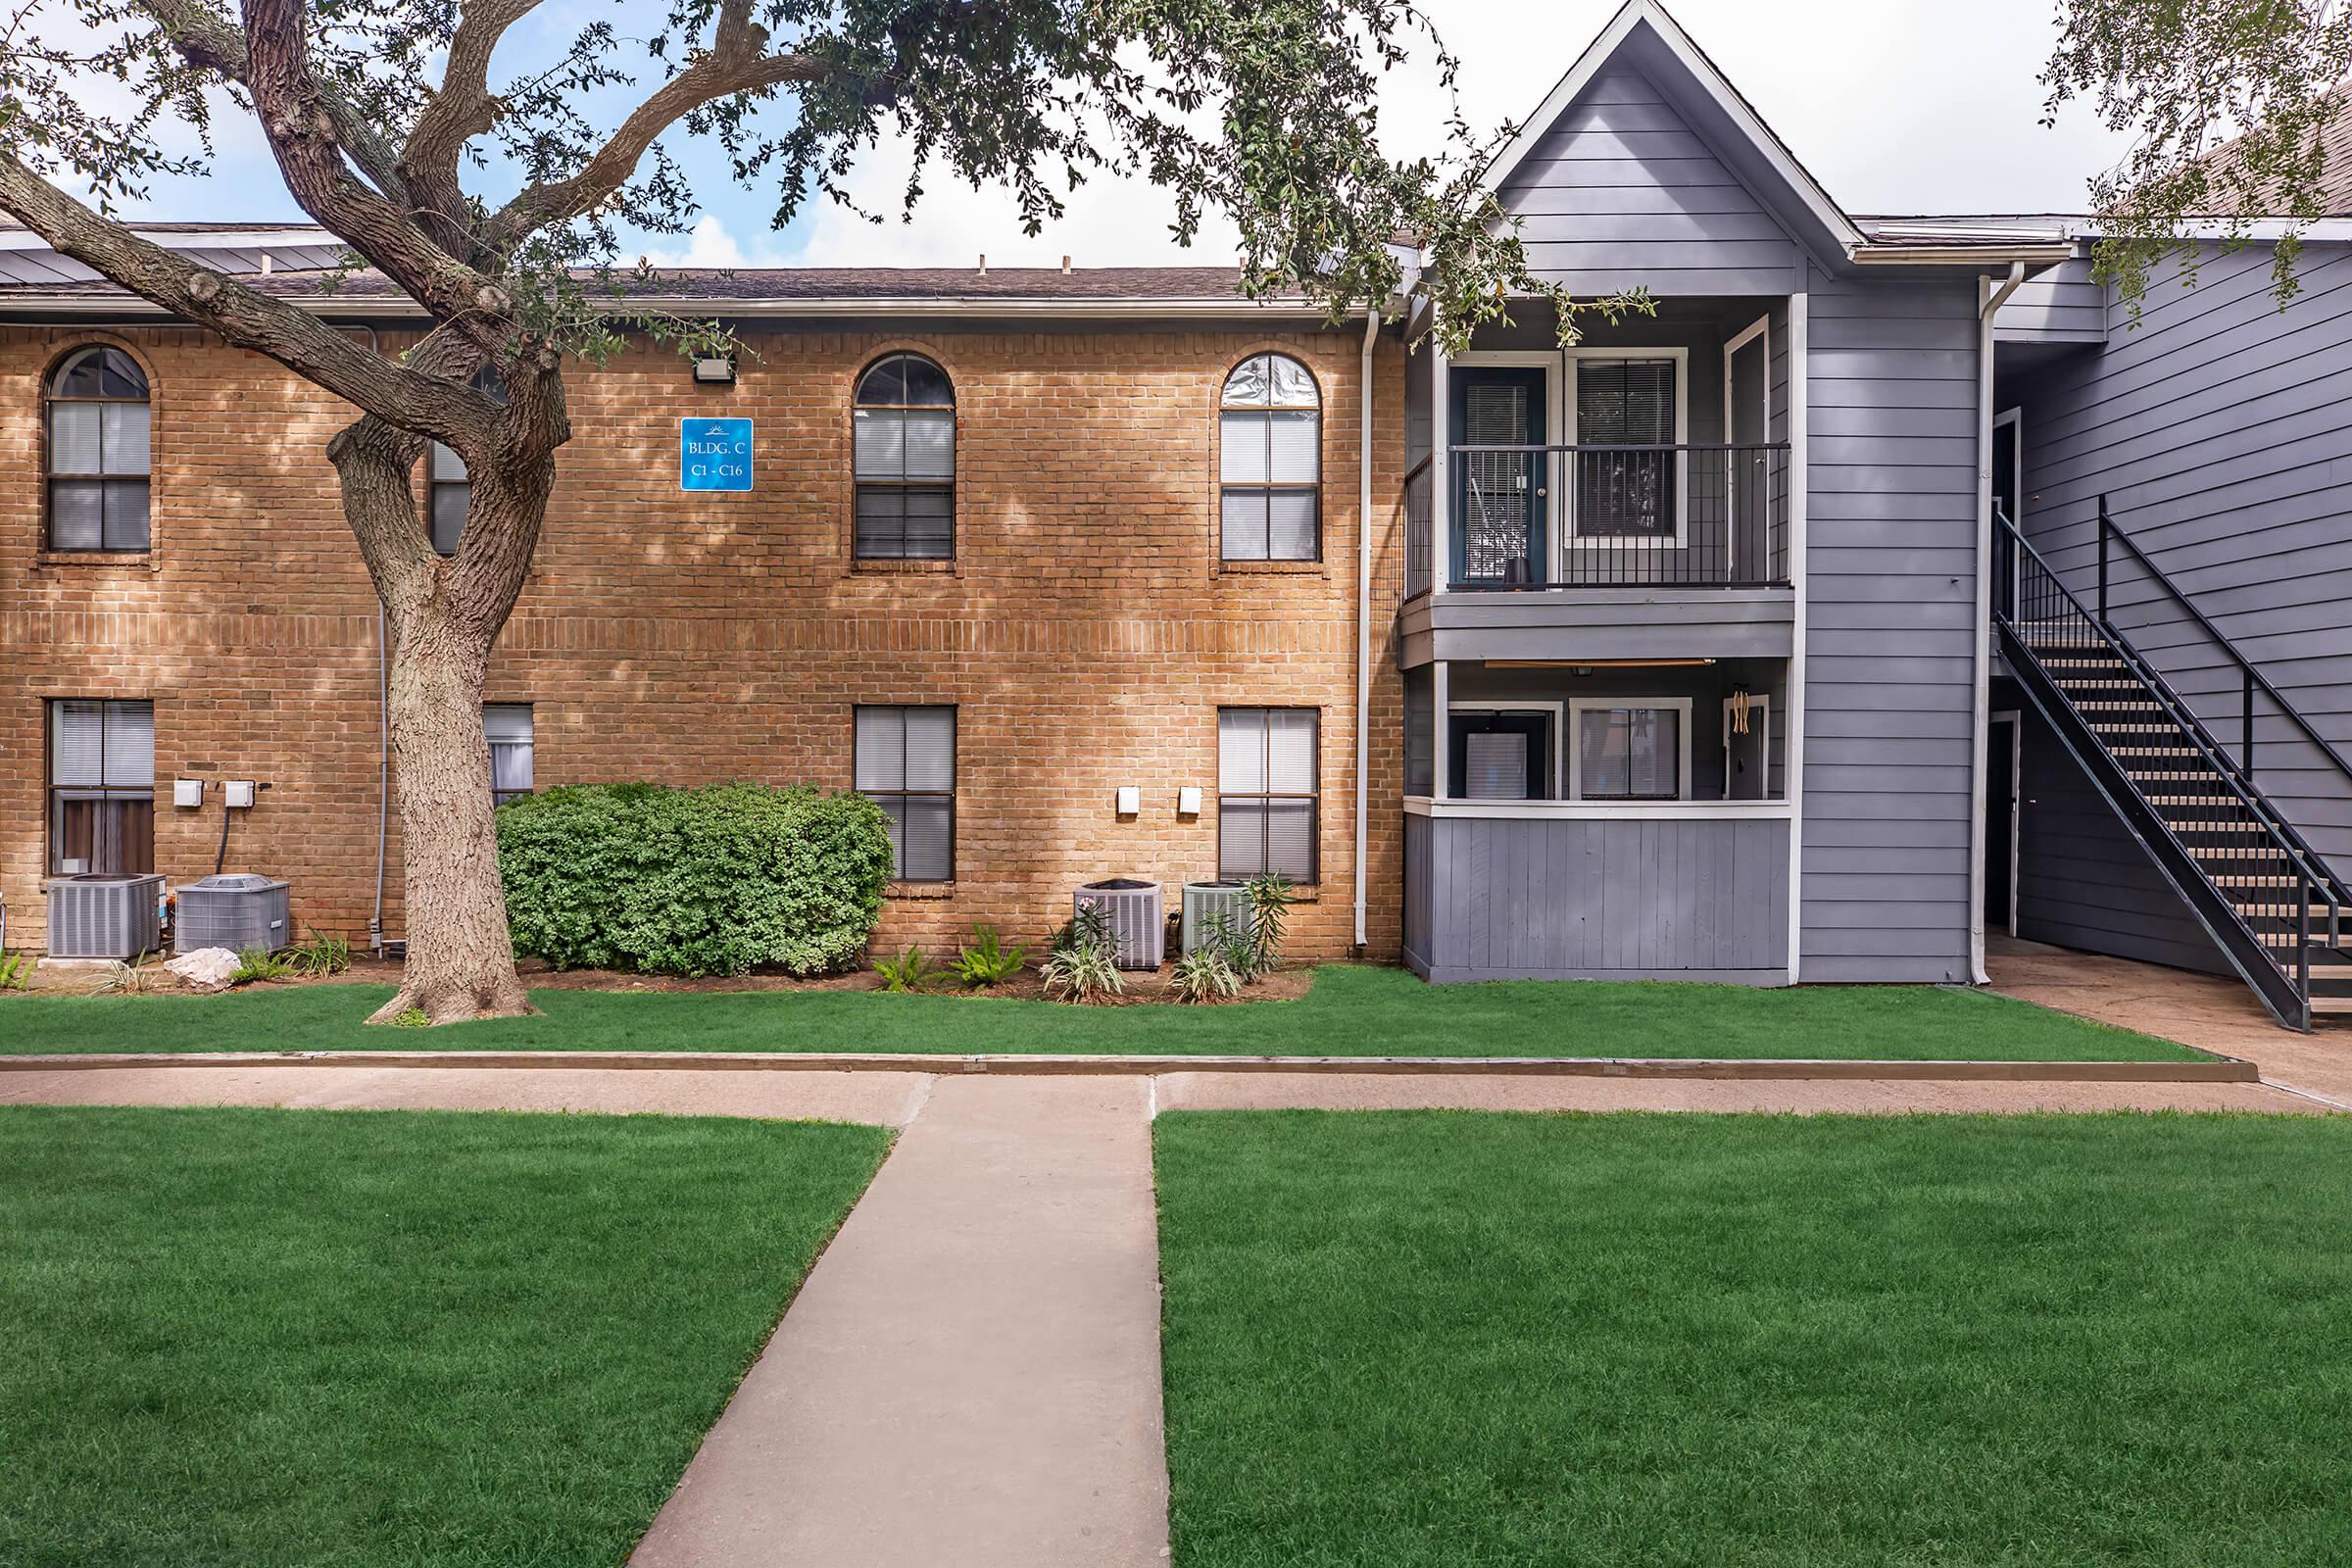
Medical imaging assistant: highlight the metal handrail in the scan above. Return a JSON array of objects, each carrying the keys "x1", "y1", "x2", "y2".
[
  {"x1": 2093, "y1": 494, "x2": 2352, "y2": 793},
  {"x1": 1997, "y1": 504, "x2": 2350, "y2": 932}
]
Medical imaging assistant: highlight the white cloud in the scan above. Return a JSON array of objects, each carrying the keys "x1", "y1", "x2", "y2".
[{"x1": 638, "y1": 214, "x2": 791, "y2": 270}]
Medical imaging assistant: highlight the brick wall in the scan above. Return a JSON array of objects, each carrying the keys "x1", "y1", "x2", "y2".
[{"x1": 1, "y1": 318, "x2": 1409, "y2": 964}]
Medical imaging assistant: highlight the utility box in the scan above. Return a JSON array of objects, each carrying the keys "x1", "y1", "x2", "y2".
[
  {"x1": 47, "y1": 873, "x2": 166, "y2": 959},
  {"x1": 1074, "y1": 879, "x2": 1164, "y2": 970},
  {"x1": 1181, "y1": 880, "x2": 1255, "y2": 956},
  {"x1": 174, "y1": 873, "x2": 290, "y2": 956}
]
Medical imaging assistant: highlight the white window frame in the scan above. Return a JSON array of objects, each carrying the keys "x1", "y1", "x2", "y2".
[
  {"x1": 1565, "y1": 346, "x2": 1690, "y2": 552},
  {"x1": 1720, "y1": 691, "x2": 1773, "y2": 802},
  {"x1": 1567, "y1": 696, "x2": 1695, "y2": 803},
  {"x1": 484, "y1": 703, "x2": 534, "y2": 807},
  {"x1": 1444, "y1": 700, "x2": 1565, "y2": 800}
]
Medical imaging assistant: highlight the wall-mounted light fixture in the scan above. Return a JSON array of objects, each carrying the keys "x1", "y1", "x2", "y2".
[
  {"x1": 692, "y1": 356, "x2": 736, "y2": 385},
  {"x1": 1115, "y1": 786, "x2": 1141, "y2": 816},
  {"x1": 1177, "y1": 786, "x2": 1202, "y2": 817}
]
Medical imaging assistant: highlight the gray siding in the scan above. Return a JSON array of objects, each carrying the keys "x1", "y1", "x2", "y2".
[
  {"x1": 1402, "y1": 811, "x2": 1789, "y2": 982},
  {"x1": 2010, "y1": 704, "x2": 2230, "y2": 975},
  {"x1": 1402, "y1": 587, "x2": 1793, "y2": 667},
  {"x1": 2004, "y1": 240, "x2": 2352, "y2": 881},
  {"x1": 1494, "y1": 66, "x2": 1805, "y2": 297},
  {"x1": 1995, "y1": 257, "x2": 2108, "y2": 344},
  {"x1": 1800, "y1": 265, "x2": 1983, "y2": 984}
]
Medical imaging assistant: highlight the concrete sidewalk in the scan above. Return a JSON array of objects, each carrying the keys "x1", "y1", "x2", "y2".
[{"x1": 629, "y1": 1075, "x2": 1168, "y2": 1568}]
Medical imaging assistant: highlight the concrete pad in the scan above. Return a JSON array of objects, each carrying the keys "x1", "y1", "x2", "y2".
[
  {"x1": 629, "y1": 1075, "x2": 1168, "y2": 1568},
  {"x1": 1154, "y1": 1070, "x2": 2323, "y2": 1115},
  {"x1": 1986, "y1": 936, "x2": 2352, "y2": 1107},
  {"x1": 0, "y1": 1065, "x2": 932, "y2": 1126}
]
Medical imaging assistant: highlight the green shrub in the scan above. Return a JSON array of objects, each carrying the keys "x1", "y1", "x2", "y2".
[
  {"x1": 872, "y1": 946, "x2": 944, "y2": 993},
  {"x1": 283, "y1": 929, "x2": 351, "y2": 978},
  {"x1": 228, "y1": 945, "x2": 292, "y2": 985},
  {"x1": 1042, "y1": 903, "x2": 1123, "y2": 1004},
  {"x1": 497, "y1": 782, "x2": 894, "y2": 977},
  {"x1": 951, "y1": 923, "x2": 1026, "y2": 988},
  {"x1": 1169, "y1": 943, "x2": 1242, "y2": 1004},
  {"x1": 0, "y1": 950, "x2": 25, "y2": 991}
]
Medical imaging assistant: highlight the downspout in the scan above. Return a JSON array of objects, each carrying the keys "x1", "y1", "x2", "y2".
[
  {"x1": 1353, "y1": 306, "x2": 1379, "y2": 954},
  {"x1": 1970, "y1": 263, "x2": 2026, "y2": 986}
]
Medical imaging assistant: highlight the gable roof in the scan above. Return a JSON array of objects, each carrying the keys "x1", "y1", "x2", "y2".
[{"x1": 1486, "y1": 0, "x2": 1864, "y2": 261}]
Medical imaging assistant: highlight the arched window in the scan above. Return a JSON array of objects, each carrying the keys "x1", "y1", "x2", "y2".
[
  {"x1": 853, "y1": 353, "x2": 955, "y2": 560},
  {"x1": 1219, "y1": 353, "x2": 1319, "y2": 563},
  {"x1": 46, "y1": 346, "x2": 151, "y2": 552},
  {"x1": 426, "y1": 368, "x2": 504, "y2": 556}
]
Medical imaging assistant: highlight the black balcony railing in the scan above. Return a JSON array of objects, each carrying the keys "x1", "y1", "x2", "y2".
[{"x1": 1429, "y1": 442, "x2": 1789, "y2": 590}]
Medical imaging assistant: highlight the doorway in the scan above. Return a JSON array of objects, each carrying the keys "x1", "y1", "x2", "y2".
[
  {"x1": 1450, "y1": 366, "x2": 1547, "y2": 585},
  {"x1": 1986, "y1": 710, "x2": 2021, "y2": 935},
  {"x1": 1725, "y1": 317, "x2": 1770, "y2": 580},
  {"x1": 1446, "y1": 708, "x2": 1558, "y2": 801}
]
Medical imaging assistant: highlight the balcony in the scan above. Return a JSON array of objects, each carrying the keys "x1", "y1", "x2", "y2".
[
  {"x1": 1398, "y1": 442, "x2": 1794, "y2": 669},
  {"x1": 1407, "y1": 442, "x2": 1788, "y2": 596}
]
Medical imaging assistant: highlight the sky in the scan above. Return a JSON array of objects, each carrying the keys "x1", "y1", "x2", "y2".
[{"x1": 89, "y1": 0, "x2": 2133, "y2": 269}]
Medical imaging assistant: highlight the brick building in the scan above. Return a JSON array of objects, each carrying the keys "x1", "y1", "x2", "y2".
[{"x1": 2, "y1": 253, "x2": 1408, "y2": 962}]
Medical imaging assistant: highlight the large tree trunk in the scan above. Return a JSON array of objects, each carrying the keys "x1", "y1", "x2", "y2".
[
  {"x1": 330, "y1": 395, "x2": 558, "y2": 1025},
  {"x1": 373, "y1": 613, "x2": 530, "y2": 1023}
]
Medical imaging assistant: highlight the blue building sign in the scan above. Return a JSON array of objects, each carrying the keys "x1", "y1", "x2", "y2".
[{"x1": 680, "y1": 417, "x2": 754, "y2": 492}]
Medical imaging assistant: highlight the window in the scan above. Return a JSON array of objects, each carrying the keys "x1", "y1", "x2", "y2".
[
  {"x1": 853, "y1": 354, "x2": 956, "y2": 560},
  {"x1": 1220, "y1": 353, "x2": 1320, "y2": 562},
  {"x1": 1571, "y1": 355, "x2": 1681, "y2": 539},
  {"x1": 428, "y1": 441, "x2": 468, "y2": 556},
  {"x1": 425, "y1": 369, "x2": 503, "y2": 556},
  {"x1": 48, "y1": 699, "x2": 154, "y2": 875},
  {"x1": 1218, "y1": 708, "x2": 1317, "y2": 882},
  {"x1": 485, "y1": 704, "x2": 533, "y2": 806},
  {"x1": 855, "y1": 706, "x2": 956, "y2": 880},
  {"x1": 46, "y1": 346, "x2": 151, "y2": 551},
  {"x1": 1570, "y1": 700, "x2": 1691, "y2": 802}
]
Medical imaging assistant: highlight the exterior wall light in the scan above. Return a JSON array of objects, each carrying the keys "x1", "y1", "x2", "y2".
[{"x1": 692, "y1": 356, "x2": 736, "y2": 385}]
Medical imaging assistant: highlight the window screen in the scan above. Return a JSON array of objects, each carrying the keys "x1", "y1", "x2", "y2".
[
  {"x1": 1220, "y1": 354, "x2": 1320, "y2": 562},
  {"x1": 46, "y1": 347, "x2": 151, "y2": 552},
  {"x1": 1218, "y1": 708, "x2": 1317, "y2": 881},
  {"x1": 1576, "y1": 706, "x2": 1682, "y2": 801},
  {"x1": 49, "y1": 698, "x2": 155, "y2": 875},
  {"x1": 1574, "y1": 357, "x2": 1678, "y2": 538},
  {"x1": 854, "y1": 355, "x2": 956, "y2": 561},
  {"x1": 485, "y1": 704, "x2": 533, "y2": 806},
  {"x1": 855, "y1": 705, "x2": 956, "y2": 880}
]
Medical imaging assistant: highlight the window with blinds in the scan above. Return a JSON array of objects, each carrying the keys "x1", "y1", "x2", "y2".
[
  {"x1": 1218, "y1": 708, "x2": 1318, "y2": 882},
  {"x1": 1220, "y1": 354, "x2": 1321, "y2": 563},
  {"x1": 855, "y1": 706, "x2": 956, "y2": 881},
  {"x1": 854, "y1": 354, "x2": 956, "y2": 561},
  {"x1": 1573, "y1": 357, "x2": 1678, "y2": 538},
  {"x1": 46, "y1": 347, "x2": 151, "y2": 552},
  {"x1": 485, "y1": 705, "x2": 534, "y2": 807},
  {"x1": 424, "y1": 369, "x2": 503, "y2": 557},
  {"x1": 1574, "y1": 705, "x2": 1684, "y2": 801},
  {"x1": 428, "y1": 441, "x2": 468, "y2": 556},
  {"x1": 49, "y1": 699, "x2": 155, "y2": 875}
]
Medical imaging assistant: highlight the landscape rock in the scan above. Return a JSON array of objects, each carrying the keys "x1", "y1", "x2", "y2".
[{"x1": 165, "y1": 948, "x2": 241, "y2": 989}]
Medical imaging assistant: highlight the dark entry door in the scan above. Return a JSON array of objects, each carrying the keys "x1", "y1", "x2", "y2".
[
  {"x1": 1450, "y1": 368, "x2": 1546, "y2": 585},
  {"x1": 1447, "y1": 710, "x2": 1553, "y2": 801},
  {"x1": 1985, "y1": 716, "x2": 2016, "y2": 932}
]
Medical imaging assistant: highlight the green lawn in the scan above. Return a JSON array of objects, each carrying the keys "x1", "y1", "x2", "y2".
[
  {"x1": 0, "y1": 965, "x2": 2203, "y2": 1061},
  {"x1": 0, "y1": 1105, "x2": 888, "y2": 1568},
  {"x1": 1153, "y1": 1110, "x2": 2352, "y2": 1568}
]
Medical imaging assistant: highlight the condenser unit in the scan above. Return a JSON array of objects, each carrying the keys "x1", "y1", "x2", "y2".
[
  {"x1": 174, "y1": 873, "x2": 290, "y2": 956},
  {"x1": 47, "y1": 873, "x2": 165, "y2": 959},
  {"x1": 1180, "y1": 880, "x2": 1255, "y2": 956},
  {"x1": 1074, "y1": 879, "x2": 1164, "y2": 970}
]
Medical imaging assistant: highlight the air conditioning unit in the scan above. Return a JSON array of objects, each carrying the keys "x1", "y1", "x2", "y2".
[
  {"x1": 47, "y1": 873, "x2": 165, "y2": 959},
  {"x1": 1181, "y1": 880, "x2": 1255, "y2": 956},
  {"x1": 1074, "y1": 878, "x2": 1164, "y2": 970},
  {"x1": 174, "y1": 873, "x2": 291, "y2": 956}
]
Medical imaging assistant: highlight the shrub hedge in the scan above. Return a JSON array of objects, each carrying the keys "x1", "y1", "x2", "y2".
[{"x1": 496, "y1": 782, "x2": 895, "y2": 976}]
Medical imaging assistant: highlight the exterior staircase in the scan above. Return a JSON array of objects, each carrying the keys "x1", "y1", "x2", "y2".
[{"x1": 1993, "y1": 503, "x2": 2352, "y2": 1031}]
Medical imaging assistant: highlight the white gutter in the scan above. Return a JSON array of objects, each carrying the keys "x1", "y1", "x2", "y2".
[
  {"x1": 0, "y1": 291, "x2": 1342, "y2": 320},
  {"x1": 1970, "y1": 261, "x2": 2027, "y2": 987},
  {"x1": 1852, "y1": 243, "x2": 2073, "y2": 267},
  {"x1": 1353, "y1": 307, "x2": 1379, "y2": 953}
]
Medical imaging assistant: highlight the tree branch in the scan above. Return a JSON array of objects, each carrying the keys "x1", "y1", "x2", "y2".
[
  {"x1": 486, "y1": 0, "x2": 824, "y2": 249},
  {"x1": 399, "y1": 0, "x2": 545, "y2": 259},
  {"x1": 132, "y1": 0, "x2": 412, "y2": 208},
  {"x1": 0, "y1": 153, "x2": 500, "y2": 450},
  {"x1": 235, "y1": 0, "x2": 514, "y2": 343}
]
